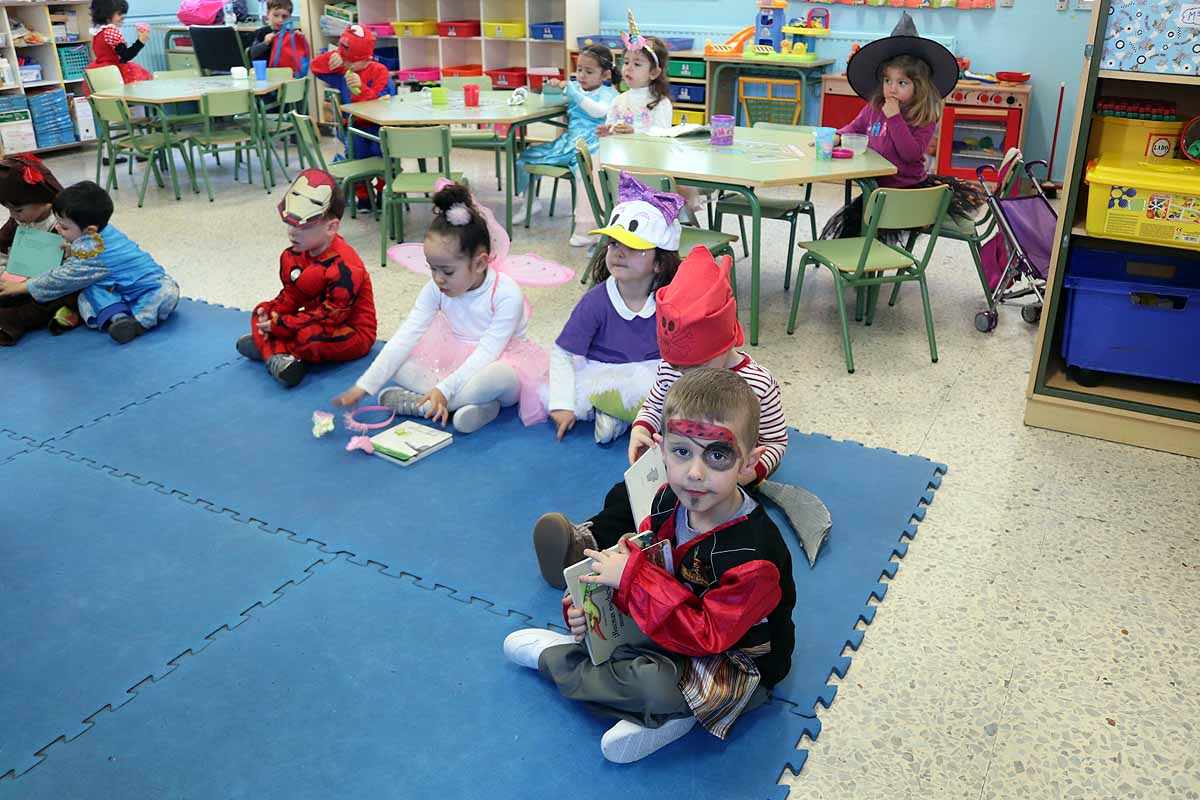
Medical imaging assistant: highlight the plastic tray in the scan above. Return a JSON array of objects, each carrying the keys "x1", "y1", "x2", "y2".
[
  {"x1": 484, "y1": 66, "x2": 527, "y2": 88},
  {"x1": 437, "y1": 20, "x2": 480, "y2": 37},
  {"x1": 672, "y1": 108, "x2": 706, "y2": 125},
  {"x1": 396, "y1": 66, "x2": 440, "y2": 82},
  {"x1": 669, "y1": 83, "x2": 706, "y2": 105},
  {"x1": 483, "y1": 20, "x2": 525, "y2": 39},
  {"x1": 529, "y1": 22, "x2": 564, "y2": 41},
  {"x1": 442, "y1": 63, "x2": 483, "y2": 77},
  {"x1": 391, "y1": 20, "x2": 437, "y2": 36},
  {"x1": 527, "y1": 67, "x2": 563, "y2": 91},
  {"x1": 667, "y1": 58, "x2": 705, "y2": 79},
  {"x1": 1084, "y1": 155, "x2": 1200, "y2": 252}
]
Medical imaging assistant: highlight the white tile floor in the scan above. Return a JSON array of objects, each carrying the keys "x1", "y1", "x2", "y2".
[{"x1": 29, "y1": 141, "x2": 1200, "y2": 798}]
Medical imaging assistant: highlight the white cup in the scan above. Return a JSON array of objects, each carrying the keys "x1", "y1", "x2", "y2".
[
  {"x1": 230, "y1": 66, "x2": 249, "y2": 81},
  {"x1": 841, "y1": 133, "x2": 868, "y2": 155}
]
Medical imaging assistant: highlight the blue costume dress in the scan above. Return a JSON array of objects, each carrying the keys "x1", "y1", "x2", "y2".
[
  {"x1": 26, "y1": 227, "x2": 179, "y2": 331},
  {"x1": 515, "y1": 80, "x2": 618, "y2": 194}
]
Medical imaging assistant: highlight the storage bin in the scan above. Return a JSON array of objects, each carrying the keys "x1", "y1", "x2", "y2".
[
  {"x1": 57, "y1": 43, "x2": 89, "y2": 81},
  {"x1": 672, "y1": 108, "x2": 706, "y2": 125},
  {"x1": 529, "y1": 21, "x2": 564, "y2": 40},
  {"x1": 527, "y1": 67, "x2": 562, "y2": 91},
  {"x1": 1084, "y1": 156, "x2": 1200, "y2": 252},
  {"x1": 485, "y1": 66, "x2": 527, "y2": 88},
  {"x1": 661, "y1": 37, "x2": 694, "y2": 51},
  {"x1": 442, "y1": 63, "x2": 483, "y2": 77},
  {"x1": 323, "y1": 4, "x2": 357, "y2": 24},
  {"x1": 396, "y1": 65, "x2": 440, "y2": 82},
  {"x1": 484, "y1": 20, "x2": 525, "y2": 39},
  {"x1": 437, "y1": 20, "x2": 480, "y2": 37},
  {"x1": 391, "y1": 20, "x2": 437, "y2": 36},
  {"x1": 668, "y1": 83, "x2": 705, "y2": 105},
  {"x1": 364, "y1": 23, "x2": 393, "y2": 36},
  {"x1": 374, "y1": 46, "x2": 399, "y2": 71},
  {"x1": 19, "y1": 64, "x2": 42, "y2": 83},
  {"x1": 668, "y1": 59, "x2": 705, "y2": 79},
  {"x1": 1061, "y1": 243, "x2": 1200, "y2": 384},
  {"x1": 576, "y1": 34, "x2": 623, "y2": 50},
  {"x1": 1088, "y1": 114, "x2": 1183, "y2": 161}
]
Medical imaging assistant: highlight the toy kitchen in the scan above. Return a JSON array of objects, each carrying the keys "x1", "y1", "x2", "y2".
[{"x1": 821, "y1": 72, "x2": 1032, "y2": 180}]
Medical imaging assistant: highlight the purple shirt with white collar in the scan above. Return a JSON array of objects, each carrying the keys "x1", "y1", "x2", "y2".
[{"x1": 555, "y1": 277, "x2": 660, "y2": 364}]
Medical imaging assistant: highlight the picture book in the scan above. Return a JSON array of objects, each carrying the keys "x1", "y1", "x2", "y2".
[
  {"x1": 7, "y1": 226, "x2": 64, "y2": 278},
  {"x1": 624, "y1": 445, "x2": 666, "y2": 527},
  {"x1": 647, "y1": 122, "x2": 710, "y2": 138},
  {"x1": 564, "y1": 531, "x2": 670, "y2": 666},
  {"x1": 369, "y1": 420, "x2": 453, "y2": 466}
]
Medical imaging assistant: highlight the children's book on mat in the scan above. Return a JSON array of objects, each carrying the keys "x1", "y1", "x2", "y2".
[
  {"x1": 564, "y1": 531, "x2": 670, "y2": 665},
  {"x1": 370, "y1": 421, "x2": 453, "y2": 466},
  {"x1": 7, "y1": 226, "x2": 64, "y2": 278},
  {"x1": 624, "y1": 445, "x2": 666, "y2": 526}
]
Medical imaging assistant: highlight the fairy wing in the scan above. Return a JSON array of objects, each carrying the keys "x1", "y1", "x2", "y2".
[{"x1": 494, "y1": 253, "x2": 576, "y2": 287}]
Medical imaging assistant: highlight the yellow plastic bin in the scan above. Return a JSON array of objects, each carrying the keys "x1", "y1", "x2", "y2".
[
  {"x1": 483, "y1": 20, "x2": 525, "y2": 38},
  {"x1": 1084, "y1": 156, "x2": 1200, "y2": 251},
  {"x1": 672, "y1": 108, "x2": 706, "y2": 125},
  {"x1": 391, "y1": 19, "x2": 437, "y2": 36},
  {"x1": 1088, "y1": 114, "x2": 1184, "y2": 162}
]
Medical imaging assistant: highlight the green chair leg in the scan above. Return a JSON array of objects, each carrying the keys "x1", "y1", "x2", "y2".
[
  {"x1": 783, "y1": 215, "x2": 798, "y2": 291},
  {"x1": 737, "y1": 215, "x2": 749, "y2": 258},
  {"x1": 549, "y1": 178, "x2": 558, "y2": 217},
  {"x1": 832, "y1": 275, "x2": 856, "y2": 373},
  {"x1": 864, "y1": 284, "x2": 881, "y2": 326},
  {"x1": 379, "y1": 194, "x2": 389, "y2": 266},
  {"x1": 918, "y1": 274, "x2": 938, "y2": 364},
  {"x1": 525, "y1": 177, "x2": 538, "y2": 229},
  {"x1": 968, "y1": 238, "x2": 995, "y2": 310},
  {"x1": 568, "y1": 175, "x2": 577, "y2": 220},
  {"x1": 494, "y1": 148, "x2": 501, "y2": 191}
]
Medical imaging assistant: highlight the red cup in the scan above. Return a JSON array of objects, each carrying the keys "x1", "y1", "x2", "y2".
[{"x1": 463, "y1": 84, "x2": 480, "y2": 106}]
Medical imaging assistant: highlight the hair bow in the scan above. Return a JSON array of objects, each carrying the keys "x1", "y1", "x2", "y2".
[
  {"x1": 16, "y1": 154, "x2": 46, "y2": 186},
  {"x1": 620, "y1": 8, "x2": 657, "y2": 66},
  {"x1": 617, "y1": 171, "x2": 685, "y2": 224}
]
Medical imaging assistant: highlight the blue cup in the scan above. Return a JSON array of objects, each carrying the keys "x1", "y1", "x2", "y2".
[
  {"x1": 252, "y1": 59, "x2": 268, "y2": 81},
  {"x1": 814, "y1": 127, "x2": 836, "y2": 160}
]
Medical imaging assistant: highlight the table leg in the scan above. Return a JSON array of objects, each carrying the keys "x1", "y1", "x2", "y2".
[{"x1": 503, "y1": 123, "x2": 520, "y2": 237}]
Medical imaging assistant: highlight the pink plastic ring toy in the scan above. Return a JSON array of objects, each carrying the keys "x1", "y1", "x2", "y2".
[
  {"x1": 832, "y1": 147, "x2": 854, "y2": 159},
  {"x1": 344, "y1": 404, "x2": 397, "y2": 433}
]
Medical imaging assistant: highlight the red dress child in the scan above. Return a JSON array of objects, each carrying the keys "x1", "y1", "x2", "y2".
[{"x1": 86, "y1": 24, "x2": 152, "y2": 88}]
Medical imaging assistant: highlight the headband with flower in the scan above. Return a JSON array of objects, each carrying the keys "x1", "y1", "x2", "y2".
[{"x1": 620, "y1": 8, "x2": 658, "y2": 68}]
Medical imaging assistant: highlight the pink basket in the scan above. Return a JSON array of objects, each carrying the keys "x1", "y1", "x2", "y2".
[
  {"x1": 396, "y1": 66, "x2": 441, "y2": 82},
  {"x1": 364, "y1": 23, "x2": 393, "y2": 36}
]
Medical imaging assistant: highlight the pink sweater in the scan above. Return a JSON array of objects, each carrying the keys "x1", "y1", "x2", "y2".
[{"x1": 839, "y1": 105, "x2": 936, "y2": 188}]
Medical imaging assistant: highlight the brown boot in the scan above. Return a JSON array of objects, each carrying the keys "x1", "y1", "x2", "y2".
[{"x1": 533, "y1": 513, "x2": 597, "y2": 590}]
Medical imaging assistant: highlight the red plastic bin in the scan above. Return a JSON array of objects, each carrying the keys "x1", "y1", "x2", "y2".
[
  {"x1": 485, "y1": 66, "x2": 527, "y2": 89},
  {"x1": 527, "y1": 67, "x2": 563, "y2": 91},
  {"x1": 396, "y1": 66, "x2": 441, "y2": 82},
  {"x1": 437, "y1": 20, "x2": 480, "y2": 37},
  {"x1": 442, "y1": 63, "x2": 483, "y2": 77}
]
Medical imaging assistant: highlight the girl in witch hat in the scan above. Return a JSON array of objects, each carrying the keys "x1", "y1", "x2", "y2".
[{"x1": 821, "y1": 12, "x2": 985, "y2": 243}]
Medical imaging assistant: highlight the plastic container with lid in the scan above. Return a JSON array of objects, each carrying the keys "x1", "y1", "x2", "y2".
[
  {"x1": 1083, "y1": 156, "x2": 1200, "y2": 252},
  {"x1": 1088, "y1": 113, "x2": 1184, "y2": 161}
]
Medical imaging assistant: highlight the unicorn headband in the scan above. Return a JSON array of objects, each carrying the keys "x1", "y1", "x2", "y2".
[{"x1": 620, "y1": 8, "x2": 658, "y2": 67}]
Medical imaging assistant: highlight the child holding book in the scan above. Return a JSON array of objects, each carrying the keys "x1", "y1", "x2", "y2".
[
  {"x1": 0, "y1": 155, "x2": 80, "y2": 346},
  {"x1": 531, "y1": 245, "x2": 789, "y2": 590},
  {"x1": 236, "y1": 169, "x2": 377, "y2": 388},
  {"x1": 505, "y1": 368, "x2": 796, "y2": 762},
  {"x1": 0, "y1": 180, "x2": 177, "y2": 344},
  {"x1": 332, "y1": 181, "x2": 548, "y2": 434},
  {"x1": 548, "y1": 172, "x2": 682, "y2": 444}
]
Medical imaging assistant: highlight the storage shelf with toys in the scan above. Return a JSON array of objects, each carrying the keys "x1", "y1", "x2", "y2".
[
  {"x1": 0, "y1": 0, "x2": 96, "y2": 157},
  {"x1": 1024, "y1": 0, "x2": 1200, "y2": 458},
  {"x1": 301, "y1": 0, "x2": 597, "y2": 126}
]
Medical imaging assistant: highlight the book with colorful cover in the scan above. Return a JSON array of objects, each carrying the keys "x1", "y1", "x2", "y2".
[
  {"x1": 564, "y1": 531, "x2": 671, "y2": 665},
  {"x1": 369, "y1": 420, "x2": 453, "y2": 466}
]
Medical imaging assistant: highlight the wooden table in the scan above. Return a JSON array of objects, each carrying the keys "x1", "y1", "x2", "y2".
[
  {"x1": 344, "y1": 91, "x2": 567, "y2": 236},
  {"x1": 598, "y1": 126, "x2": 896, "y2": 345},
  {"x1": 93, "y1": 75, "x2": 283, "y2": 104}
]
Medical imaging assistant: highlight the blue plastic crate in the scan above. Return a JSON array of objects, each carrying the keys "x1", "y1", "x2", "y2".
[
  {"x1": 1062, "y1": 244, "x2": 1200, "y2": 384},
  {"x1": 530, "y1": 21, "x2": 563, "y2": 40},
  {"x1": 374, "y1": 46, "x2": 399, "y2": 71},
  {"x1": 668, "y1": 83, "x2": 705, "y2": 104},
  {"x1": 576, "y1": 34, "x2": 623, "y2": 50},
  {"x1": 661, "y1": 37, "x2": 693, "y2": 51}
]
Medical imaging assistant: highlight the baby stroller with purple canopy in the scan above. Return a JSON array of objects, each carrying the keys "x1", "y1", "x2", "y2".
[{"x1": 972, "y1": 150, "x2": 1057, "y2": 332}]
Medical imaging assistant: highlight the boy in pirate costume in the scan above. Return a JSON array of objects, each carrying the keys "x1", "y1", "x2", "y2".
[
  {"x1": 0, "y1": 155, "x2": 79, "y2": 345},
  {"x1": 237, "y1": 169, "x2": 377, "y2": 388},
  {"x1": 505, "y1": 368, "x2": 795, "y2": 763}
]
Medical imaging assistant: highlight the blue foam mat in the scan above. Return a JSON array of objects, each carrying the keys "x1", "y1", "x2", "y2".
[
  {"x1": 2, "y1": 558, "x2": 818, "y2": 800},
  {"x1": 0, "y1": 449, "x2": 328, "y2": 779},
  {"x1": 1, "y1": 299, "x2": 247, "y2": 443},
  {"x1": 53, "y1": 354, "x2": 944, "y2": 713}
]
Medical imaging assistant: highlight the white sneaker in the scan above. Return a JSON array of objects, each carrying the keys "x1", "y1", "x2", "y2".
[
  {"x1": 569, "y1": 233, "x2": 598, "y2": 248},
  {"x1": 593, "y1": 411, "x2": 630, "y2": 444},
  {"x1": 503, "y1": 628, "x2": 576, "y2": 670},
  {"x1": 600, "y1": 717, "x2": 697, "y2": 763},
  {"x1": 452, "y1": 401, "x2": 501, "y2": 433}
]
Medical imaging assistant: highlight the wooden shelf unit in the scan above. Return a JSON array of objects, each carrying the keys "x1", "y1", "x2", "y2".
[
  {"x1": 303, "y1": 0, "x2": 597, "y2": 125},
  {"x1": 0, "y1": 0, "x2": 94, "y2": 156},
  {"x1": 1023, "y1": 0, "x2": 1200, "y2": 458}
]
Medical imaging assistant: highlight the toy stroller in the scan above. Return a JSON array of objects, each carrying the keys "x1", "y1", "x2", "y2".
[{"x1": 972, "y1": 149, "x2": 1057, "y2": 332}]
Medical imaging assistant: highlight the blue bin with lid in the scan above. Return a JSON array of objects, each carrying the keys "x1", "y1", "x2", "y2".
[{"x1": 1061, "y1": 244, "x2": 1200, "y2": 384}]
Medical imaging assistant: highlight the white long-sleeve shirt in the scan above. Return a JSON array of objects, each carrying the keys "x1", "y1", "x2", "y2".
[
  {"x1": 355, "y1": 269, "x2": 527, "y2": 403},
  {"x1": 606, "y1": 86, "x2": 673, "y2": 133}
]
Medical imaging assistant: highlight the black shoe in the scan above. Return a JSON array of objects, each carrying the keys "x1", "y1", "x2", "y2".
[
  {"x1": 102, "y1": 155, "x2": 128, "y2": 166},
  {"x1": 107, "y1": 315, "x2": 145, "y2": 344},
  {"x1": 356, "y1": 195, "x2": 374, "y2": 211},
  {"x1": 265, "y1": 353, "x2": 307, "y2": 388},
  {"x1": 235, "y1": 333, "x2": 262, "y2": 361}
]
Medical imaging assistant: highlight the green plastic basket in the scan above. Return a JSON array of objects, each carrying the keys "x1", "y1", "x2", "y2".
[{"x1": 58, "y1": 44, "x2": 90, "y2": 82}]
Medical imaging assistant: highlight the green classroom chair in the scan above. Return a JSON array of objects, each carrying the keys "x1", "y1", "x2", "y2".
[
  {"x1": 84, "y1": 65, "x2": 122, "y2": 94},
  {"x1": 441, "y1": 75, "x2": 504, "y2": 190},
  {"x1": 291, "y1": 111, "x2": 385, "y2": 220},
  {"x1": 151, "y1": 67, "x2": 207, "y2": 132},
  {"x1": 787, "y1": 185, "x2": 952, "y2": 374},
  {"x1": 378, "y1": 125, "x2": 465, "y2": 265},
  {"x1": 187, "y1": 89, "x2": 272, "y2": 201},
  {"x1": 521, "y1": 161, "x2": 576, "y2": 231},
  {"x1": 572, "y1": 139, "x2": 609, "y2": 283},
  {"x1": 259, "y1": 77, "x2": 310, "y2": 181},
  {"x1": 712, "y1": 121, "x2": 818, "y2": 291},
  {"x1": 88, "y1": 96, "x2": 197, "y2": 207}
]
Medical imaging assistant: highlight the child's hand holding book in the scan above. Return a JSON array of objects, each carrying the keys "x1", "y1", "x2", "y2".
[{"x1": 579, "y1": 537, "x2": 631, "y2": 590}]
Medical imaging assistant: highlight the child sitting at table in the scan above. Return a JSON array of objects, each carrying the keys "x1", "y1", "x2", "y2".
[
  {"x1": 505, "y1": 367, "x2": 796, "y2": 763},
  {"x1": 237, "y1": 169, "x2": 377, "y2": 388},
  {"x1": 84, "y1": 0, "x2": 152, "y2": 90},
  {"x1": 596, "y1": 12, "x2": 671, "y2": 137},
  {"x1": 0, "y1": 181, "x2": 178, "y2": 344}
]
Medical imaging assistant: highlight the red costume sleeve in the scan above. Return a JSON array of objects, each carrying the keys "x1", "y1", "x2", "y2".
[
  {"x1": 354, "y1": 62, "x2": 390, "y2": 102},
  {"x1": 274, "y1": 255, "x2": 365, "y2": 338},
  {"x1": 613, "y1": 546, "x2": 782, "y2": 657},
  {"x1": 255, "y1": 252, "x2": 303, "y2": 318},
  {"x1": 310, "y1": 50, "x2": 338, "y2": 75}
]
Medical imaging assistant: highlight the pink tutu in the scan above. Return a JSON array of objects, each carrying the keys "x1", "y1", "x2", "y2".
[{"x1": 408, "y1": 313, "x2": 549, "y2": 426}]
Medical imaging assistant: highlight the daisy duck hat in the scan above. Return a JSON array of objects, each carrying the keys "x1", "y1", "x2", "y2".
[
  {"x1": 278, "y1": 169, "x2": 338, "y2": 227},
  {"x1": 338, "y1": 24, "x2": 376, "y2": 63},
  {"x1": 589, "y1": 171, "x2": 685, "y2": 251},
  {"x1": 655, "y1": 245, "x2": 743, "y2": 367}
]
